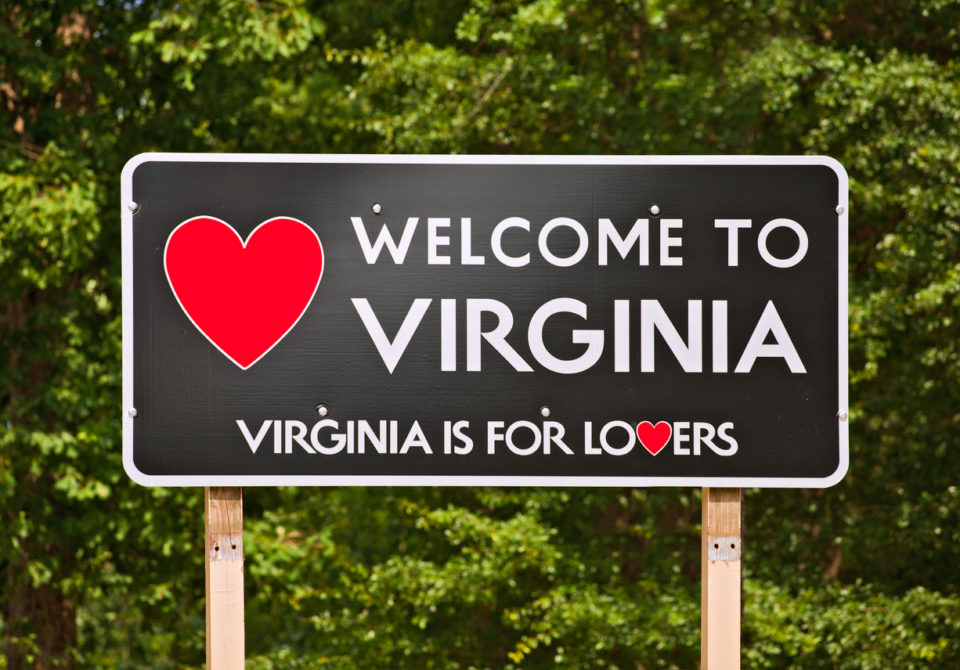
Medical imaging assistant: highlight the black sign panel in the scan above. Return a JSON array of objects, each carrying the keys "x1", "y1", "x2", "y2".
[{"x1": 122, "y1": 155, "x2": 848, "y2": 487}]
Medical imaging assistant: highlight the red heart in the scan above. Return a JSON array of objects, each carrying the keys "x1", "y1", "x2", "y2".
[
  {"x1": 164, "y1": 216, "x2": 324, "y2": 369},
  {"x1": 636, "y1": 421, "x2": 672, "y2": 456}
]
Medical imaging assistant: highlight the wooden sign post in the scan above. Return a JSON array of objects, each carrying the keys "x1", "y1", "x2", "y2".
[
  {"x1": 701, "y1": 487, "x2": 742, "y2": 669},
  {"x1": 205, "y1": 487, "x2": 245, "y2": 670}
]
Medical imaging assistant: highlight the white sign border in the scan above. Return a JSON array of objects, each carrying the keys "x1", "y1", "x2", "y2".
[{"x1": 122, "y1": 153, "x2": 848, "y2": 488}]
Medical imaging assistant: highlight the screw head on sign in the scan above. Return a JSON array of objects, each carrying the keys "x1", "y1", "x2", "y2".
[
  {"x1": 372, "y1": 203, "x2": 383, "y2": 215},
  {"x1": 838, "y1": 410, "x2": 848, "y2": 422},
  {"x1": 649, "y1": 204, "x2": 661, "y2": 216},
  {"x1": 540, "y1": 406, "x2": 551, "y2": 418},
  {"x1": 317, "y1": 405, "x2": 329, "y2": 417},
  {"x1": 836, "y1": 205, "x2": 845, "y2": 215},
  {"x1": 127, "y1": 201, "x2": 139, "y2": 213},
  {"x1": 128, "y1": 408, "x2": 138, "y2": 418}
]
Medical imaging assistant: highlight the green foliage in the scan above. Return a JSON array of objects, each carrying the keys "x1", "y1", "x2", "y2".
[
  {"x1": 3, "y1": 0, "x2": 960, "y2": 667},
  {"x1": 744, "y1": 582, "x2": 960, "y2": 669},
  {"x1": 244, "y1": 489, "x2": 702, "y2": 669}
]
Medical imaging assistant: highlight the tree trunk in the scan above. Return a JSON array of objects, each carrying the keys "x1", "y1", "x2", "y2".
[{"x1": 4, "y1": 580, "x2": 76, "y2": 670}]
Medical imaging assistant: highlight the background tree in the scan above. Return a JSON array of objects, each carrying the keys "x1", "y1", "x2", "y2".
[{"x1": 2, "y1": 1, "x2": 959, "y2": 668}]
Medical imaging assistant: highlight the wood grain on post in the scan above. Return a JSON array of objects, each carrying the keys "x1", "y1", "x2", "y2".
[
  {"x1": 205, "y1": 487, "x2": 244, "y2": 670},
  {"x1": 701, "y1": 487, "x2": 742, "y2": 670}
]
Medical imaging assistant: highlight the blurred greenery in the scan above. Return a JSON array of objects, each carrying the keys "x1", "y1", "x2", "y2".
[{"x1": 2, "y1": 0, "x2": 960, "y2": 667}]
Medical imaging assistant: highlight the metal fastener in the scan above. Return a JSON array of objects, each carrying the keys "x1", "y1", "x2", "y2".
[
  {"x1": 649, "y1": 204, "x2": 661, "y2": 216},
  {"x1": 127, "y1": 201, "x2": 139, "y2": 213},
  {"x1": 540, "y1": 406, "x2": 551, "y2": 418},
  {"x1": 838, "y1": 410, "x2": 848, "y2": 422},
  {"x1": 372, "y1": 203, "x2": 383, "y2": 215},
  {"x1": 707, "y1": 536, "x2": 741, "y2": 561},
  {"x1": 835, "y1": 205, "x2": 845, "y2": 215},
  {"x1": 210, "y1": 534, "x2": 243, "y2": 561},
  {"x1": 317, "y1": 404, "x2": 329, "y2": 417},
  {"x1": 128, "y1": 408, "x2": 138, "y2": 418}
]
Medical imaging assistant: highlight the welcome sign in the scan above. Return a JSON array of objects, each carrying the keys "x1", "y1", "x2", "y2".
[{"x1": 121, "y1": 154, "x2": 848, "y2": 487}]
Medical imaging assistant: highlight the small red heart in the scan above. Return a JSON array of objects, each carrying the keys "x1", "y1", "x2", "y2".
[
  {"x1": 636, "y1": 421, "x2": 672, "y2": 456},
  {"x1": 164, "y1": 216, "x2": 324, "y2": 369}
]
